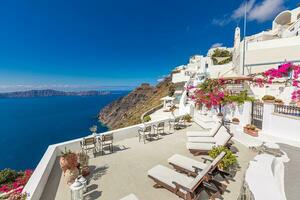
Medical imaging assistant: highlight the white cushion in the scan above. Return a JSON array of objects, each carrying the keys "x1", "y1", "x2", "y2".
[
  {"x1": 214, "y1": 127, "x2": 231, "y2": 145},
  {"x1": 120, "y1": 194, "x2": 139, "y2": 200},
  {"x1": 187, "y1": 137, "x2": 216, "y2": 143},
  {"x1": 148, "y1": 165, "x2": 194, "y2": 193},
  {"x1": 186, "y1": 122, "x2": 221, "y2": 137},
  {"x1": 168, "y1": 154, "x2": 208, "y2": 172},
  {"x1": 186, "y1": 142, "x2": 215, "y2": 151}
]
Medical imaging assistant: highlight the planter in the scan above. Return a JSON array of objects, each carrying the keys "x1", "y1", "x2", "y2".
[
  {"x1": 263, "y1": 100, "x2": 275, "y2": 104},
  {"x1": 64, "y1": 168, "x2": 79, "y2": 185},
  {"x1": 243, "y1": 127, "x2": 258, "y2": 137},
  {"x1": 60, "y1": 153, "x2": 78, "y2": 173},
  {"x1": 232, "y1": 121, "x2": 240, "y2": 125}
]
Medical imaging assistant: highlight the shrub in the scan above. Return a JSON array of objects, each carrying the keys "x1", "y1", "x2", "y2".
[
  {"x1": 262, "y1": 95, "x2": 275, "y2": 101},
  {"x1": 208, "y1": 146, "x2": 237, "y2": 170},
  {"x1": 232, "y1": 118, "x2": 240, "y2": 123},
  {"x1": 245, "y1": 124, "x2": 256, "y2": 130},
  {"x1": 183, "y1": 114, "x2": 192, "y2": 122},
  {"x1": 143, "y1": 115, "x2": 151, "y2": 122},
  {"x1": 0, "y1": 169, "x2": 19, "y2": 185},
  {"x1": 275, "y1": 99, "x2": 283, "y2": 104}
]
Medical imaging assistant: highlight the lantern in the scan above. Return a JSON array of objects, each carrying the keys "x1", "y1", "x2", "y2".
[
  {"x1": 70, "y1": 179, "x2": 84, "y2": 200},
  {"x1": 77, "y1": 176, "x2": 87, "y2": 193}
]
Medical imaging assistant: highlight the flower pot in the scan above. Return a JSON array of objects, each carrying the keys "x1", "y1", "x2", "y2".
[
  {"x1": 232, "y1": 121, "x2": 240, "y2": 125},
  {"x1": 65, "y1": 168, "x2": 79, "y2": 185},
  {"x1": 243, "y1": 127, "x2": 258, "y2": 137},
  {"x1": 263, "y1": 100, "x2": 275, "y2": 104},
  {"x1": 60, "y1": 153, "x2": 78, "y2": 173}
]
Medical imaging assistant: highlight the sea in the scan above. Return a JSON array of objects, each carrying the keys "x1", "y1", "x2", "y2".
[{"x1": 0, "y1": 92, "x2": 128, "y2": 170}]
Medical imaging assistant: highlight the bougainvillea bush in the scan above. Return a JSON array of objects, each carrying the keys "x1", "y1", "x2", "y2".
[{"x1": 0, "y1": 169, "x2": 32, "y2": 199}]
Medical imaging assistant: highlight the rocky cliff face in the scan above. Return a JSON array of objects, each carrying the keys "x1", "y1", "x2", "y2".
[{"x1": 99, "y1": 76, "x2": 174, "y2": 129}]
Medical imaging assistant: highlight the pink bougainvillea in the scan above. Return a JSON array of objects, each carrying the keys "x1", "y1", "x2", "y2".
[{"x1": 0, "y1": 169, "x2": 32, "y2": 199}]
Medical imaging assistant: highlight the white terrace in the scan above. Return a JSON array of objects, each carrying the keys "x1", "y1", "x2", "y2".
[{"x1": 24, "y1": 118, "x2": 255, "y2": 200}]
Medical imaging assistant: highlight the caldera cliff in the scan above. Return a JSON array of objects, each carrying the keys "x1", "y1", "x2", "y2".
[{"x1": 99, "y1": 76, "x2": 174, "y2": 129}]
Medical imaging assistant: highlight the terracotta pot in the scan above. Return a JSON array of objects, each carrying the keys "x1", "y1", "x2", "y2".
[
  {"x1": 60, "y1": 153, "x2": 78, "y2": 173},
  {"x1": 263, "y1": 100, "x2": 275, "y2": 103},
  {"x1": 64, "y1": 168, "x2": 79, "y2": 185},
  {"x1": 232, "y1": 121, "x2": 240, "y2": 125},
  {"x1": 243, "y1": 127, "x2": 258, "y2": 137}
]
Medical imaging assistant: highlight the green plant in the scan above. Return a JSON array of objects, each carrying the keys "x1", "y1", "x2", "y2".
[
  {"x1": 183, "y1": 114, "x2": 192, "y2": 122},
  {"x1": 275, "y1": 99, "x2": 283, "y2": 104},
  {"x1": 211, "y1": 49, "x2": 233, "y2": 65},
  {"x1": 223, "y1": 90, "x2": 255, "y2": 105},
  {"x1": 245, "y1": 124, "x2": 256, "y2": 130},
  {"x1": 208, "y1": 146, "x2": 237, "y2": 170},
  {"x1": 143, "y1": 115, "x2": 151, "y2": 122},
  {"x1": 0, "y1": 169, "x2": 20, "y2": 185},
  {"x1": 262, "y1": 95, "x2": 275, "y2": 101},
  {"x1": 232, "y1": 118, "x2": 240, "y2": 123}
]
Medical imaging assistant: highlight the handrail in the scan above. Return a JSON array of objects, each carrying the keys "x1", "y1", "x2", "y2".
[
  {"x1": 274, "y1": 104, "x2": 300, "y2": 117},
  {"x1": 140, "y1": 103, "x2": 164, "y2": 122}
]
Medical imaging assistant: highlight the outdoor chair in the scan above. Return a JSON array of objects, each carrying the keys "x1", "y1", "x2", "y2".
[
  {"x1": 148, "y1": 163, "x2": 221, "y2": 200},
  {"x1": 186, "y1": 127, "x2": 232, "y2": 155},
  {"x1": 186, "y1": 121, "x2": 222, "y2": 137},
  {"x1": 99, "y1": 133, "x2": 113, "y2": 155},
  {"x1": 80, "y1": 136, "x2": 97, "y2": 156},
  {"x1": 168, "y1": 152, "x2": 228, "y2": 192},
  {"x1": 138, "y1": 125, "x2": 152, "y2": 144},
  {"x1": 169, "y1": 116, "x2": 185, "y2": 130},
  {"x1": 153, "y1": 122, "x2": 165, "y2": 136}
]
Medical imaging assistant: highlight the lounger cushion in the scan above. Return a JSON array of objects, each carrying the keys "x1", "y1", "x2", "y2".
[
  {"x1": 120, "y1": 194, "x2": 139, "y2": 200},
  {"x1": 214, "y1": 127, "x2": 231, "y2": 145},
  {"x1": 148, "y1": 165, "x2": 194, "y2": 193},
  {"x1": 187, "y1": 122, "x2": 221, "y2": 137},
  {"x1": 168, "y1": 154, "x2": 208, "y2": 173},
  {"x1": 186, "y1": 142, "x2": 215, "y2": 151},
  {"x1": 187, "y1": 137, "x2": 216, "y2": 143}
]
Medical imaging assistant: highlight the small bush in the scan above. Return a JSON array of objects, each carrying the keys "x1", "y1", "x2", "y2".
[
  {"x1": 232, "y1": 118, "x2": 240, "y2": 123},
  {"x1": 183, "y1": 114, "x2": 192, "y2": 122},
  {"x1": 245, "y1": 124, "x2": 256, "y2": 130},
  {"x1": 143, "y1": 115, "x2": 151, "y2": 122},
  {"x1": 262, "y1": 95, "x2": 275, "y2": 101},
  {"x1": 275, "y1": 99, "x2": 283, "y2": 104},
  {"x1": 0, "y1": 169, "x2": 20, "y2": 185},
  {"x1": 209, "y1": 146, "x2": 237, "y2": 170}
]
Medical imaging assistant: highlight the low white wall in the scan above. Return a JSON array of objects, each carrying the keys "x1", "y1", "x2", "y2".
[
  {"x1": 23, "y1": 117, "x2": 175, "y2": 200},
  {"x1": 222, "y1": 101, "x2": 252, "y2": 127},
  {"x1": 262, "y1": 103, "x2": 300, "y2": 142}
]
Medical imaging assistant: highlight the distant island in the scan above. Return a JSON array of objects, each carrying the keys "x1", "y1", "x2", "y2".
[{"x1": 0, "y1": 89, "x2": 111, "y2": 98}]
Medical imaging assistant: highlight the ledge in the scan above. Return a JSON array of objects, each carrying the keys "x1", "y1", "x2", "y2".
[{"x1": 272, "y1": 112, "x2": 300, "y2": 121}]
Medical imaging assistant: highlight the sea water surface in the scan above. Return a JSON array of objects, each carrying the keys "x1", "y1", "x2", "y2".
[{"x1": 0, "y1": 92, "x2": 127, "y2": 170}]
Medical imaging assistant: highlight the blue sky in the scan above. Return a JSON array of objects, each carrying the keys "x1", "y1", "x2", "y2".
[{"x1": 0, "y1": 0, "x2": 298, "y2": 91}]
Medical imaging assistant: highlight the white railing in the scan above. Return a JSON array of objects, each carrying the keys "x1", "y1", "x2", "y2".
[{"x1": 23, "y1": 116, "x2": 181, "y2": 200}]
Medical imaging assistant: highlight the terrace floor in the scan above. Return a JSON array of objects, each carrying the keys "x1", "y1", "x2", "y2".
[{"x1": 41, "y1": 123, "x2": 256, "y2": 200}]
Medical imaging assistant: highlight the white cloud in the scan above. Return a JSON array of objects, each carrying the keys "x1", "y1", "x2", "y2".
[
  {"x1": 211, "y1": 43, "x2": 223, "y2": 48},
  {"x1": 213, "y1": 0, "x2": 286, "y2": 26},
  {"x1": 248, "y1": 0, "x2": 285, "y2": 22}
]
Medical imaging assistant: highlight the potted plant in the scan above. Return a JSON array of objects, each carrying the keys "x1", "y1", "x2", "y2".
[
  {"x1": 89, "y1": 125, "x2": 97, "y2": 136},
  {"x1": 143, "y1": 115, "x2": 151, "y2": 122},
  {"x1": 232, "y1": 118, "x2": 240, "y2": 125},
  {"x1": 274, "y1": 99, "x2": 284, "y2": 105},
  {"x1": 183, "y1": 114, "x2": 192, "y2": 123},
  {"x1": 208, "y1": 146, "x2": 237, "y2": 171},
  {"x1": 60, "y1": 148, "x2": 79, "y2": 185},
  {"x1": 262, "y1": 95, "x2": 275, "y2": 103},
  {"x1": 243, "y1": 124, "x2": 259, "y2": 137},
  {"x1": 77, "y1": 151, "x2": 90, "y2": 177}
]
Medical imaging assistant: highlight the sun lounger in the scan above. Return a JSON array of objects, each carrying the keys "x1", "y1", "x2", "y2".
[
  {"x1": 186, "y1": 121, "x2": 222, "y2": 137},
  {"x1": 148, "y1": 164, "x2": 220, "y2": 200},
  {"x1": 187, "y1": 126, "x2": 228, "y2": 143},
  {"x1": 186, "y1": 128, "x2": 232, "y2": 155},
  {"x1": 119, "y1": 194, "x2": 139, "y2": 200},
  {"x1": 168, "y1": 152, "x2": 228, "y2": 190}
]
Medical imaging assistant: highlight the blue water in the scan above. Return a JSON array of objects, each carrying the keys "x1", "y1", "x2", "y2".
[{"x1": 0, "y1": 93, "x2": 127, "y2": 170}]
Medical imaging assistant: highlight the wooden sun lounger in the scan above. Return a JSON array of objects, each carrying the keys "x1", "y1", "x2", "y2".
[
  {"x1": 186, "y1": 121, "x2": 222, "y2": 137},
  {"x1": 148, "y1": 164, "x2": 221, "y2": 200},
  {"x1": 168, "y1": 152, "x2": 229, "y2": 192},
  {"x1": 186, "y1": 128, "x2": 232, "y2": 155}
]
